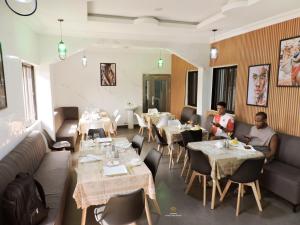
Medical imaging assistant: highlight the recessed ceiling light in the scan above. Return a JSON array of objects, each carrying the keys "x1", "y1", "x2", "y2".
[{"x1": 154, "y1": 7, "x2": 163, "y2": 11}]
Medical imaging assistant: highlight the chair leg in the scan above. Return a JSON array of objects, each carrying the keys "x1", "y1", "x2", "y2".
[
  {"x1": 169, "y1": 148, "x2": 173, "y2": 169},
  {"x1": 144, "y1": 195, "x2": 153, "y2": 225},
  {"x1": 256, "y1": 180, "x2": 261, "y2": 200},
  {"x1": 216, "y1": 180, "x2": 222, "y2": 197},
  {"x1": 185, "y1": 171, "x2": 197, "y2": 194},
  {"x1": 157, "y1": 144, "x2": 161, "y2": 153},
  {"x1": 152, "y1": 199, "x2": 161, "y2": 215},
  {"x1": 180, "y1": 156, "x2": 188, "y2": 177},
  {"x1": 250, "y1": 182, "x2": 263, "y2": 212},
  {"x1": 81, "y1": 208, "x2": 87, "y2": 225},
  {"x1": 241, "y1": 184, "x2": 244, "y2": 198},
  {"x1": 236, "y1": 183, "x2": 242, "y2": 216},
  {"x1": 176, "y1": 147, "x2": 183, "y2": 163},
  {"x1": 185, "y1": 164, "x2": 191, "y2": 183},
  {"x1": 220, "y1": 180, "x2": 232, "y2": 202},
  {"x1": 203, "y1": 175, "x2": 207, "y2": 206}
]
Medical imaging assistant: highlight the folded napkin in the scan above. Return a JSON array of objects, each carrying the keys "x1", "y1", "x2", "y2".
[
  {"x1": 96, "y1": 137, "x2": 112, "y2": 143},
  {"x1": 79, "y1": 154, "x2": 102, "y2": 163},
  {"x1": 115, "y1": 142, "x2": 132, "y2": 149},
  {"x1": 103, "y1": 165, "x2": 128, "y2": 176}
]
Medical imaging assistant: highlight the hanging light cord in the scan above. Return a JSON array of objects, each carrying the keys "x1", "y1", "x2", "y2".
[
  {"x1": 5, "y1": 0, "x2": 37, "y2": 16},
  {"x1": 59, "y1": 20, "x2": 63, "y2": 42}
]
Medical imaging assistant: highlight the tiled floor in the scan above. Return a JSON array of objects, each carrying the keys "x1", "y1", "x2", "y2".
[{"x1": 62, "y1": 127, "x2": 299, "y2": 225}]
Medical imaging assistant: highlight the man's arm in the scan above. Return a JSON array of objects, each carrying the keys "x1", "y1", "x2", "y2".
[{"x1": 265, "y1": 134, "x2": 278, "y2": 159}]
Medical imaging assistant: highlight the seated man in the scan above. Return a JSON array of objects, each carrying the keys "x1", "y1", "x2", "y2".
[
  {"x1": 210, "y1": 101, "x2": 234, "y2": 139},
  {"x1": 243, "y1": 112, "x2": 278, "y2": 160}
]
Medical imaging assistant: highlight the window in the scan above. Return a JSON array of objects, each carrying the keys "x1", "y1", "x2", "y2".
[
  {"x1": 187, "y1": 71, "x2": 198, "y2": 107},
  {"x1": 211, "y1": 66, "x2": 237, "y2": 113},
  {"x1": 22, "y1": 63, "x2": 37, "y2": 126}
]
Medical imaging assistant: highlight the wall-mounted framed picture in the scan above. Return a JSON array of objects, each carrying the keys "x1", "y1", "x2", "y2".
[
  {"x1": 277, "y1": 35, "x2": 300, "y2": 87},
  {"x1": 0, "y1": 42, "x2": 7, "y2": 110},
  {"x1": 246, "y1": 64, "x2": 270, "y2": 107},
  {"x1": 100, "y1": 63, "x2": 116, "y2": 86}
]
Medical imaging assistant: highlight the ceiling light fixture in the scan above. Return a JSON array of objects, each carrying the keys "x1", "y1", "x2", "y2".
[
  {"x1": 158, "y1": 50, "x2": 164, "y2": 68},
  {"x1": 210, "y1": 29, "x2": 218, "y2": 60},
  {"x1": 58, "y1": 19, "x2": 67, "y2": 60},
  {"x1": 5, "y1": 0, "x2": 37, "y2": 16}
]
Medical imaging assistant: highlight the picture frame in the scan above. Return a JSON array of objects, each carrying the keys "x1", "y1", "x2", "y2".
[
  {"x1": 0, "y1": 42, "x2": 7, "y2": 110},
  {"x1": 100, "y1": 63, "x2": 116, "y2": 86},
  {"x1": 246, "y1": 64, "x2": 270, "y2": 107},
  {"x1": 277, "y1": 35, "x2": 300, "y2": 87}
]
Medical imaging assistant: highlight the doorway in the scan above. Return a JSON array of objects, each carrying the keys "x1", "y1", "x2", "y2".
[{"x1": 143, "y1": 74, "x2": 171, "y2": 113}]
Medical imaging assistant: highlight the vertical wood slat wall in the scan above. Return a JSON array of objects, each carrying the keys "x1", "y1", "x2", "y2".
[
  {"x1": 171, "y1": 54, "x2": 197, "y2": 119},
  {"x1": 211, "y1": 17, "x2": 300, "y2": 136}
]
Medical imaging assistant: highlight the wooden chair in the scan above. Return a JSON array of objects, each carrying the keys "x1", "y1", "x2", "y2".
[
  {"x1": 220, "y1": 157, "x2": 265, "y2": 216},
  {"x1": 135, "y1": 113, "x2": 154, "y2": 142},
  {"x1": 185, "y1": 148, "x2": 221, "y2": 206}
]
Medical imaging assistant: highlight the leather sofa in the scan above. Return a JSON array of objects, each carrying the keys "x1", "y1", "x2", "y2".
[
  {"x1": 206, "y1": 114, "x2": 300, "y2": 212},
  {"x1": 180, "y1": 106, "x2": 197, "y2": 124},
  {"x1": 0, "y1": 131, "x2": 71, "y2": 225},
  {"x1": 54, "y1": 106, "x2": 79, "y2": 150}
]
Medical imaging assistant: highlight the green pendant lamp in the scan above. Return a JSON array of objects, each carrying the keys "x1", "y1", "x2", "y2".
[
  {"x1": 158, "y1": 50, "x2": 164, "y2": 68},
  {"x1": 58, "y1": 19, "x2": 67, "y2": 60}
]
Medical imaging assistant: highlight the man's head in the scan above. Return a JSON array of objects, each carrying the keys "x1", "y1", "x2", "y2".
[
  {"x1": 253, "y1": 66, "x2": 268, "y2": 100},
  {"x1": 255, "y1": 112, "x2": 267, "y2": 129},
  {"x1": 216, "y1": 101, "x2": 226, "y2": 115}
]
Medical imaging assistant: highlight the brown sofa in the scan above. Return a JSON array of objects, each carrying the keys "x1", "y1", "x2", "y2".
[
  {"x1": 0, "y1": 131, "x2": 70, "y2": 225},
  {"x1": 206, "y1": 114, "x2": 300, "y2": 212},
  {"x1": 54, "y1": 107, "x2": 79, "y2": 150}
]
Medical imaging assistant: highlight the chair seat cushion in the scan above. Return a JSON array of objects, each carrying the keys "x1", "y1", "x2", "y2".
[
  {"x1": 260, "y1": 160, "x2": 300, "y2": 205},
  {"x1": 34, "y1": 151, "x2": 70, "y2": 225}
]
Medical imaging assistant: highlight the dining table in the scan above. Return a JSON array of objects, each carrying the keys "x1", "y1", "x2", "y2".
[
  {"x1": 73, "y1": 137, "x2": 159, "y2": 225},
  {"x1": 162, "y1": 125, "x2": 209, "y2": 168},
  {"x1": 77, "y1": 111, "x2": 114, "y2": 138},
  {"x1": 142, "y1": 112, "x2": 176, "y2": 125},
  {"x1": 187, "y1": 140, "x2": 264, "y2": 209}
]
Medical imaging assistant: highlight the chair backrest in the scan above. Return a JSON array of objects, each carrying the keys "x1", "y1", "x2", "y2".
[
  {"x1": 180, "y1": 106, "x2": 196, "y2": 124},
  {"x1": 144, "y1": 148, "x2": 162, "y2": 180},
  {"x1": 181, "y1": 130, "x2": 194, "y2": 147},
  {"x1": 112, "y1": 109, "x2": 119, "y2": 118},
  {"x1": 115, "y1": 114, "x2": 121, "y2": 123},
  {"x1": 156, "y1": 115, "x2": 169, "y2": 129},
  {"x1": 134, "y1": 113, "x2": 146, "y2": 127},
  {"x1": 189, "y1": 148, "x2": 212, "y2": 176},
  {"x1": 152, "y1": 124, "x2": 166, "y2": 145},
  {"x1": 88, "y1": 128, "x2": 106, "y2": 138},
  {"x1": 190, "y1": 114, "x2": 201, "y2": 125},
  {"x1": 230, "y1": 157, "x2": 265, "y2": 183},
  {"x1": 148, "y1": 108, "x2": 158, "y2": 114},
  {"x1": 101, "y1": 189, "x2": 145, "y2": 225},
  {"x1": 132, "y1": 135, "x2": 145, "y2": 155},
  {"x1": 167, "y1": 119, "x2": 181, "y2": 127},
  {"x1": 190, "y1": 129, "x2": 203, "y2": 142}
]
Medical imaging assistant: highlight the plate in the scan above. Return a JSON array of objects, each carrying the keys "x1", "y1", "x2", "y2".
[
  {"x1": 130, "y1": 158, "x2": 142, "y2": 166},
  {"x1": 106, "y1": 160, "x2": 120, "y2": 167}
]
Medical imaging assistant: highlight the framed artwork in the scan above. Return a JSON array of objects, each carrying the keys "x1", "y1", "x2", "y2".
[
  {"x1": 277, "y1": 36, "x2": 300, "y2": 86},
  {"x1": 0, "y1": 42, "x2": 7, "y2": 110},
  {"x1": 100, "y1": 63, "x2": 116, "y2": 86},
  {"x1": 246, "y1": 64, "x2": 270, "y2": 107}
]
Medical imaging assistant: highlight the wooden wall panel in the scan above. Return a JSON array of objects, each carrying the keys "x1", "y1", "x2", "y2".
[
  {"x1": 211, "y1": 17, "x2": 300, "y2": 136},
  {"x1": 171, "y1": 54, "x2": 197, "y2": 119}
]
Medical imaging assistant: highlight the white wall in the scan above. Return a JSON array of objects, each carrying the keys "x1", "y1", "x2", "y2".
[
  {"x1": 0, "y1": 3, "x2": 40, "y2": 159},
  {"x1": 51, "y1": 47, "x2": 171, "y2": 124}
]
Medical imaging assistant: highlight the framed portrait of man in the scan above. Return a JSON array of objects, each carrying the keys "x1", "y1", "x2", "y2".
[
  {"x1": 100, "y1": 63, "x2": 116, "y2": 86},
  {"x1": 246, "y1": 64, "x2": 270, "y2": 107},
  {"x1": 277, "y1": 36, "x2": 300, "y2": 87},
  {"x1": 0, "y1": 42, "x2": 8, "y2": 110}
]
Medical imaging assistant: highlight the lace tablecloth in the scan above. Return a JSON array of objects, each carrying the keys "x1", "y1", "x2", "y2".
[{"x1": 73, "y1": 139, "x2": 156, "y2": 209}]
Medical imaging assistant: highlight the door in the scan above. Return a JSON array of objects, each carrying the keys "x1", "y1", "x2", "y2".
[{"x1": 143, "y1": 74, "x2": 171, "y2": 113}]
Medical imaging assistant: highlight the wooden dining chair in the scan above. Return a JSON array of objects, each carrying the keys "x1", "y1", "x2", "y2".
[
  {"x1": 220, "y1": 157, "x2": 265, "y2": 216},
  {"x1": 135, "y1": 113, "x2": 154, "y2": 142},
  {"x1": 86, "y1": 189, "x2": 146, "y2": 225},
  {"x1": 185, "y1": 148, "x2": 222, "y2": 206}
]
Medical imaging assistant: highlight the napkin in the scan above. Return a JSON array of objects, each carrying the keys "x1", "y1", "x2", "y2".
[
  {"x1": 103, "y1": 165, "x2": 128, "y2": 176},
  {"x1": 79, "y1": 154, "x2": 102, "y2": 163}
]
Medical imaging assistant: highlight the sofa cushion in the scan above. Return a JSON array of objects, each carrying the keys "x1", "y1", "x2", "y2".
[
  {"x1": 276, "y1": 133, "x2": 300, "y2": 169},
  {"x1": 233, "y1": 121, "x2": 252, "y2": 142},
  {"x1": 0, "y1": 131, "x2": 46, "y2": 196},
  {"x1": 34, "y1": 151, "x2": 70, "y2": 225},
  {"x1": 56, "y1": 120, "x2": 78, "y2": 148},
  {"x1": 260, "y1": 160, "x2": 300, "y2": 205}
]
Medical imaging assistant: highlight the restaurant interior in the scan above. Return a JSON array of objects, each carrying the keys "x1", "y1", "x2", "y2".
[{"x1": 0, "y1": 1, "x2": 300, "y2": 225}]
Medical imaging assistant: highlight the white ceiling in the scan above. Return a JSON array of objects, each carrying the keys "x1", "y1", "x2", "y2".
[{"x1": 5, "y1": 0, "x2": 300, "y2": 44}]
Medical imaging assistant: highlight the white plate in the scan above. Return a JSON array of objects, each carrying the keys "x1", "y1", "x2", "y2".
[
  {"x1": 130, "y1": 158, "x2": 142, "y2": 166},
  {"x1": 103, "y1": 165, "x2": 128, "y2": 176}
]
